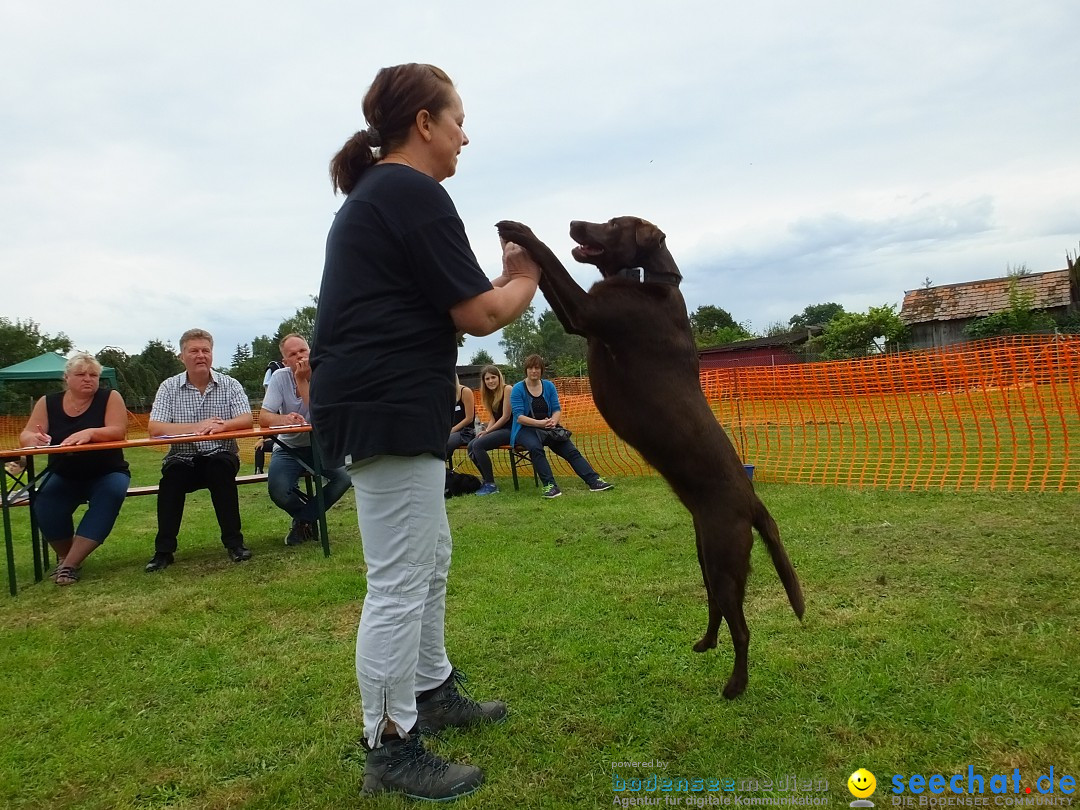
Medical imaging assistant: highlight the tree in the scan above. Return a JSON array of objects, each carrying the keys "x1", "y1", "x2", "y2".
[
  {"x1": 274, "y1": 297, "x2": 318, "y2": 344},
  {"x1": 788, "y1": 303, "x2": 845, "y2": 330},
  {"x1": 231, "y1": 355, "x2": 272, "y2": 396},
  {"x1": 221, "y1": 334, "x2": 278, "y2": 396},
  {"x1": 96, "y1": 346, "x2": 144, "y2": 406},
  {"x1": 689, "y1": 305, "x2": 752, "y2": 348},
  {"x1": 812, "y1": 305, "x2": 907, "y2": 359},
  {"x1": 0, "y1": 317, "x2": 72, "y2": 368},
  {"x1": 690, "y1": 305, "x2": 736, "y2": 334},
  {"x1": 0, "y1": 318, "x2": 74, "y2": 414},
  {"x1": 497, "y1": 305, "x2": 588, "y2": 376},
  {"x1": 97, "y1": 339, "x2": 186, "y2": 410},
  {"x1": 697, "y1": 324, "x2": 754, "y2": 348},
  {"x1": 136, "y1": 339, "x2": 183, "y2": 384},
  {"x1": 536, "y1": 310, "x2": 587, "y2": 377},
  {"x1": 469, "y1": 349, "x2": 494, "y2": 366},
  {"x1": 499, "y1": 305, "x2": 540, "y2": 370},
  {"x1": 764, "y1": 321, "x2": 792, "y2": 337},
  {"x1": 232, "y1": 343, "x2": 251, "y2": 367}
]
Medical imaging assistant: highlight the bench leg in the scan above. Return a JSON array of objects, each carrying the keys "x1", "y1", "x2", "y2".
[
  {"x1": 26, "y1": 457, "x2": 45, "y2": 583},
  {"x1": 508, "y1": 446, "x2": 539, "y2": 491},
  {"x1": 310, "y1": 441, "x2": 330, "y2": 559},
  {"x1": 2, "y1": 476, "x2": 16, "y2": 597}
]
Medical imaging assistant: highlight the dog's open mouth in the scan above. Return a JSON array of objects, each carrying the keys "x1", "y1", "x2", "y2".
[{"x1": 571, "y1": 242, "x2": 604, "y2": 263}]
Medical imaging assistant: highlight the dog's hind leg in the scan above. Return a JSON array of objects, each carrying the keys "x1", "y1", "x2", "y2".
[
  {"x1": 713, "y1": 570, "x2": 750, "y2": 699},
  {"x1": 698, "y1": 515, "x2": 753, "y2": 699},
  {"x1": 691, "y1": 523, "x2": 721, "y2": 652}
]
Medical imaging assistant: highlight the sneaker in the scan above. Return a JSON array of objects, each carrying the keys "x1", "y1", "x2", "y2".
[
  {"x1": 361, "y1": 732, "x2": 484, "y2": 801},
  {"x1": 284, "y1": 520, "x2": 313, "y2": 546},
  {"x1": 226, "y1": 545, "x2": 252, "y2": 563},
  {"x1": 145, "y1": 552, "x2": 174, "y2": 573},
  {"x1": 474, "y1": 483, "x2": 499, "y2": 496},
  {"x1": 541, "y1": 483, "x2": 562, "y2": 499},
  {"x1": 588, "y1": 478, "x2": 614, "y2": 492},
  {"x1": 416, "y1": 669, "x2": 508, "y2": 733}
]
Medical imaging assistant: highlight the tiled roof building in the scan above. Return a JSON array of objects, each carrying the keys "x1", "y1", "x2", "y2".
[{"x1": 900, "y1": 268, "x2": 1077, "y2": 348}]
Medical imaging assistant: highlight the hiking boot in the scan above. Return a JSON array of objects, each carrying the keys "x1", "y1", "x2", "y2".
[
  {"x1": 285, "y1": 520, "x2": 313, "y2": 546},
  {"x1": 588, "y1": 478, "x2": 614, "y2": 492},
  {"x1": 474, "y1": 483, "x2": 499, "y2": 496},
  {"x1": 226, "y1": 545, "x2": 252, "y2": 563},
  {"x1": 416, "y1": 669, "x2": 508, "y2": 733},
  {"x1": 145, "y1": 552, "x2": 173, "y2": 573},
  {"x1": 541, "y1": 483, "x2": 562, "y2": 499},
  {"x1": 361, "y1": 732, "x2": 484, "y2": 801}
]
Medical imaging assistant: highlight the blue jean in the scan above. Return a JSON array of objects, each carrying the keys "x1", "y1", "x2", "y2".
[
  {"x1": 467, "y1": 428, "x2": 511, "y2": 484},
  {"x1": 514, "y1": 426, "x2": 601, "y2": 487},
  {"x1": 445, "y1": 428, "x2": 475, "y2": 460},
  {"x1": 35, "y1": 470, "x2": 130, "y2": 544},
  {"x1": 268, "y1": 445, "x2": 351, "y2": 523}
]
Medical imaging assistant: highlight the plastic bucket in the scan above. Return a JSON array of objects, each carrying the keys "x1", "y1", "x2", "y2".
[{"x1": 743, "y1": 464, "x2": 755, "y2": 481}]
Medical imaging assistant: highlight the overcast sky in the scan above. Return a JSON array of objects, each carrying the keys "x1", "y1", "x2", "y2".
[{"x1": 3, "y1": 0, "x2": 1078, "y2": 365}]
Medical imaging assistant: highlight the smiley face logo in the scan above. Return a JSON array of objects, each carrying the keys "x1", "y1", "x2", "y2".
[{"x1": 848, "y1": 769, "x2": 877, "y2": 798}]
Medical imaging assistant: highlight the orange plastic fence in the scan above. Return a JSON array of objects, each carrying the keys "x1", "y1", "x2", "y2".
[{"x1": 3, "y1": 335, "x2": 1078, "y2": 491}]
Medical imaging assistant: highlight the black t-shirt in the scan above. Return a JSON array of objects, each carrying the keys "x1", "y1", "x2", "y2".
[
  {"x1": 310, "y1": 164, "x2": 492, "y2": 467},
  {"x1": 530, "y1": 394, "x2": 549, "y2": 420},
  {"x1": 45, "y1": 389, "x2": 129, "y2": 480}
]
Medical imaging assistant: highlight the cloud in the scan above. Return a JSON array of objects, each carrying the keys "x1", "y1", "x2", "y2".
[{"x1": 2, "y1": 0, "x2": 1079, "y2": 364}]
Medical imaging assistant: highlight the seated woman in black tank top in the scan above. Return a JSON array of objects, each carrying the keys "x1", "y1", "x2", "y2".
[
  {"x1": 19, "y1": 352, "x2": 130, "y2": 586},
  {"x1": 445, "y1": 375, "x2": 476, "y2": 461}
]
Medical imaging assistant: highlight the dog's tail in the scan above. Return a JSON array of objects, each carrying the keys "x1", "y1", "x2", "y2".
[{"x1": 753, "y1": 498, "x2": 805, "y2": 620}]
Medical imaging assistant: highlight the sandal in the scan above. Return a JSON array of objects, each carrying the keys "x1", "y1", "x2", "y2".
[{"x1": 54, "y1": 565, "x2": 80, "y2": 586}]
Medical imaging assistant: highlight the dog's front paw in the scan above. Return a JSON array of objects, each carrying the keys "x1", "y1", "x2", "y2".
[{"x1": 496, "y1": 220, "x2": 538, "y2": 247}]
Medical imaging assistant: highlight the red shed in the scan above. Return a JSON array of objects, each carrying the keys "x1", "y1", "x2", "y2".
[{"x1": 698, "y1": 328, "x2": 820, "y2": 370}]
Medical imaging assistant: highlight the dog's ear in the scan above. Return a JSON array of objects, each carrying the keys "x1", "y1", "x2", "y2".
[{"x1": 635, "y1": 220, "x2": 666, "y2": 250}]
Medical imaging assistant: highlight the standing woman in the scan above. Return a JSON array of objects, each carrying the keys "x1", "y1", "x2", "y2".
[
  {"x1": 466, "y1": 364, "x2": 513, "y2": 495},
  {"x1": 309, "y1": 63, "x2": 540, "y2": 802},
  {"x1": 18, "y1": 353, "x2": 129, "y2": 585},
  {"x1": 445, "y1": 375, "x2": 475, "y2": 461}
]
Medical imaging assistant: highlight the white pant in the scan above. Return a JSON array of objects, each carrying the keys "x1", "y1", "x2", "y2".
[{"x1": 348, "y1": 454, "x2": 453, "y2": 746}]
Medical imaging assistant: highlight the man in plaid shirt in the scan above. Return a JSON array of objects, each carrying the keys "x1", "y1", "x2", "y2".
[{"x1": 145, "y1": 328, "x2": 253, "y2": 572}]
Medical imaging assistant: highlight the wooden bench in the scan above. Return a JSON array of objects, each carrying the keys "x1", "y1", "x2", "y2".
[
  {"x1": 123, "y1": 473, "x2": 275, "y2": 498},
  {"x1": 5, "y1": 472, "x2": 276, "y2": 505}
]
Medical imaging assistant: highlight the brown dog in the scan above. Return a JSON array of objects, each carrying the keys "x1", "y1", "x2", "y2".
[{"x1": 497, "y1": 216, "x2": 804, "y2": 699}]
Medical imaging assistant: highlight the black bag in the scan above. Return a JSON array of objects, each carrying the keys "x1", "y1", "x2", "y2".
[
  {"x1": 445, "y1": 469, "x2": 482, "y2": 498},
  {"x1": 541, "y1": 424, "x2": 573, "y2": 443}
]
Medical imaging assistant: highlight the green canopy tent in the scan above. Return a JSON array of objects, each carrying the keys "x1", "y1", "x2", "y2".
[{"x1": 0, "y1": 352, "x2": 117, "y2": 388}]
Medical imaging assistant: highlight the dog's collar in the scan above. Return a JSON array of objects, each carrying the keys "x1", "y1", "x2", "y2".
[{"x1": 615, "y1": 266, "x2": 681, "y2": 286}]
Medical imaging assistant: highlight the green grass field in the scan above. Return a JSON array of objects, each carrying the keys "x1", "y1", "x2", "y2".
[{"x1": 1, "y1": 455, "x2": 1077, "y2": 809}]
